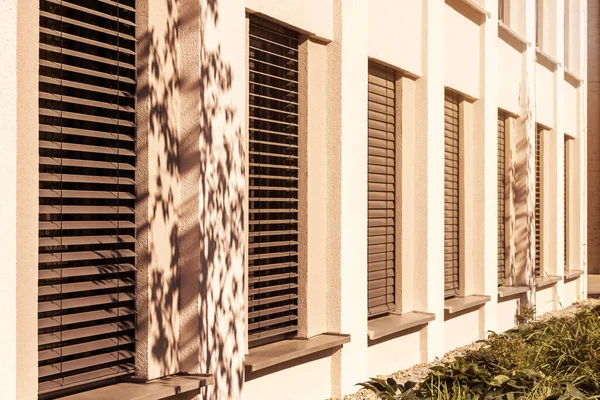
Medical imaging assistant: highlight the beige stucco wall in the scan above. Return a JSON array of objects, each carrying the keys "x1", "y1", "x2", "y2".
[
  {"x1": 535, "y1": 285, "x2": 558, "y2": 315},
  {"x1": 245, "y1": 0, "x2": 333, "y2": 40},
  {"x1": 5, "y1": 0, "x2": 589, "y2": 398},
  {"x1": 245, "y1": 356, "x2": 332, "y2": 400},
  {"x1": 368, "y1": 0, "x2": 422, "y2": 77},
  {"x1": 564, "y1": 80, "x2": 579, "y2": 136},
  {"x1": 497, "y1": 38, "x2": 523, "y2": 114},
  {"x1": 444, "y1": 310, "x2": 483, "y2": 353},
  {"x1": 536, "y1": 62, "x2": 556, "y2": 128},
  {"x1": 367, "y1": 330, "x2": 423, "y2": 377},
  {"x1": 496, "y1": 298, "x2": 521, "y2": 333},
  {"x1": 0, "y1": 0, "x2": 38, "y2": 399},
  {"x1": 444, "y1": 2, "x2": 481, "y2": 98}
]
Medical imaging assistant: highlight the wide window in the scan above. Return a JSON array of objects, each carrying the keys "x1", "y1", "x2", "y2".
[
  {"x1": 38, "y1": 0, "x2": 137, "y2": 395},
  {"x1": 444, "y1": 91, "x2": 460, "y2": 298},
  {"x1": 367, "y1": 62, "x2": 398, "y2": 317},
  {"x1": 247, "y1": 16, "x2": 300, "y2": 348}
]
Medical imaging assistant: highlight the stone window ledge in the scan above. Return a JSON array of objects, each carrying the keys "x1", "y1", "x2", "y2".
[
  {"x1": 244, "y1": 333, "x2": 350, "y2": 373},
  {"x1": 536, "y1": 48, "x2": 561, "y2": 70},
  {"x1": 498, "y1": 22, "x2": 530, "y2": 48},
  {"x1": 564, "y1": 269, "x2": 585, "y2": 280},
  {"x1": 367, "y1": 311, "x2": 435, "y2": 341},
  {"x1": 61, "y1": 374, "x2": 214, "y2": 400},
  {"x1": 536, "y1": 275, "x2": 562, "y2": 288},
  {"x1": 498, "y1": 285, "x2": 530, "y2": 299},
  {"x1": 565, "y1": 69, "x2": 583, "y2": 85},
  {"x1": 444, "y1": 295, "x2": 491, "y2": 315},
  {"x1": 456, "y1": 0, "x2": 491, "y2": 18}
]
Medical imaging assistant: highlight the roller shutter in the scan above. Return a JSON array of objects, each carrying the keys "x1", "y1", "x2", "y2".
[
  {"x1": 444, "y1": 92, "x2": 460, "y2": 298},
  {"x1": 38, "y1": 0, "x2": 137, "y2": 395},
  {"x1": 367, "y1": 63, "x2": 397, "y2": 317},
  {"x1": 535, "y1": 125, "x2": 543, "y2": 276},
  {"x1": 498, "y1": 112, "x2": 506, "y2": 285},
  {"x1": 247, "y1": 16, "x2": 299, "y2": 348}
]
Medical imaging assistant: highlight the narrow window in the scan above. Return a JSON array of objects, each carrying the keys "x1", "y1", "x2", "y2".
[
  {"x1": 444, "y1": 91, "x2": 460, "y2": 298},
  {"x1": 498, "y1": 112, "x2": 507, "y2": 285},
  {"x1": 536, "y1": 0, "x2": 543, "y2": 49},
  {"x1": 535, "y1": 125, "x2": 543, "y2": 276},
  {"x1": 564, "y1": 0, "x2": 570, "y2": 69},
  {"x1": 247, "y1": 16, "x2": 300, "y2": 348},
  {"x1": 367, "y1": 62, "x2": 397, "y2": 317},
  {"x1": 498, "y1": 0, "x2": 506, "y2": 23},
  {"x1": 38, "y1": 0, "x2": 137, "y2": 395},
  {"x1": 564, "y1": 138, "x2": 569, "y2": 270}
]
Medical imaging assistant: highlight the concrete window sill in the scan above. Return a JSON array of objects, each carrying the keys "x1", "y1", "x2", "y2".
[
  {"x1": 455, "y1": 0, "x2": 491, "y2": 18},
  {"x1": 60, "y1": 374, "x2": 214, "y2": 400},
  {"x1": 536, "y1": 48, "x2": 561, "y2": 70},
  {"x1": 564, "y1": 270, "x2": 584, "y2": 280},
  {"x1": 565, "y1": 69, "x2": 583, "y2": 85},
  {"x1": 536, "y1": 275, "x2": 562, "y2": 288},
  {"x1": 244, "y1": 333, "x2": 350, "y2": 373},
  {"x1": 367, "y1": 311, "x2": 435, "y2": 341},
  {"x1": 498, "y1": 285, "x2": 530, "y2": 299},
  {"x1": 498, "y1": 22, "x2": 530, "y2": 48},
  {"x1": 444, "y1": 295, "x2": 491, "y2": 315}
]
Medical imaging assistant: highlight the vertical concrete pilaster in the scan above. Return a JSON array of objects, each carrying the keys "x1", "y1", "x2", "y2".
[
  {"x1": 327, "y1": 0, "x2": 369, "y2": 396},
  {"x1": 181, "y1": 1, "x2": 247, "y2": 399},
  {"x1": 416, "y1": 0, "x2": 446, "y2": 361},
  {"x1": 136, "y1": 0, "x2": 181, "y2": 380},
  {"x1": 547, "y1": 0, "x2": 566, "y2": 307},
  {"x1": 513, "y1": 0, "x2": 537, "y2": 294},
  {"x1": 478, "y1": 0, "x2": 499, "y2": 335},
  {"x1": 0, "y1": 0, "x2": 38, "y2": 398}
]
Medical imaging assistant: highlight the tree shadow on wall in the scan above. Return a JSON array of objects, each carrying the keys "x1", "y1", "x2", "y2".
[
  {"x1": 137, "y1": 0, "x2": 245, "y2": 399},
  {"x1": 507, "y1": 106, "x2": 536, "y2": 302}
]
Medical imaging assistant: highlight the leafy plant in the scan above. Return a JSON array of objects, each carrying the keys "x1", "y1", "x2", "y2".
[
  {"x1": 357, "y1": 304, "x2": 600, "y2": 399},
  {"x1": 356, "y1": 377, "x2": 420, "y2": 399}
]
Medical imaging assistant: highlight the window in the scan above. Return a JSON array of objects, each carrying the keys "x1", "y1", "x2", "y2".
[
  {"x1": 498, "y1": 0, "x2": 509, "y2": 23},
  {"x1": 536, "y1": 0, "x2": 542, "y2": 48},
  {"x1": 38, "y1": 0, "x2": 137, "y2": 395},
  {"x1": 367, "y1": 62, "x2": 398, "y2": 317},
  {"x1": 444, "y1": 91, "x2": 460, "y2": 299},
  {"x1": 247, "y1": 16, "x2": 300, "y2": 348},
  {"x1": 498, "y1": 112, "x2": 507, "y2": 285},
  {"x1": 535, "y1": 125, "x2": 543, "y2": 276},
  {"x1": 564, "y1": 138, "x2": 570, "y2": 270},
  {"x1": 564, "y1": 0, "x2": 570, "y2": 68}
]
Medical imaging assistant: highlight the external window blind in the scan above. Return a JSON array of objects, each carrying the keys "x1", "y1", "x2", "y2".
[
  {"x1": 564, "y1": 138, "x2": 569, "y2": 270},
  {"x1": 38, "y1": 0, "x2": 137, "y2": 395},
  {"x1": 535, "y1": 125, "x2": 543, "y2": 276},
  {"x1": 367, "y1": 63, "x2": 397, "y2": 317},
  {"x1": 444, "y1": 92, "x2": 460, "y2": 299},
  {"x1": 498, "y1": 112, "x2": 506, "y2": 285},
  {"x1": 248, "y1": 16, "x2": 299, "y2": 348}
]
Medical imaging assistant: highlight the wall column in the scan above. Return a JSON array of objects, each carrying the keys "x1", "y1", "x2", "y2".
[
  {"x1": 0, "y1": 0, "x2": 38, "y2": 398},
  {"x1": 136, "y1": 0, "x2": 181, "y2": 380},
  {"x1": 476, "y1": 0, "x2": 499, "y2": 334},
  {"x1": 414, "y1": 0, "x2": 446, "y2": 361},
  {"x1": 327, "y1": 0, "x2": 369, "y2": 396},
  {"x1": 513, "y1": 0, "x2": 537, "y2": 293}
]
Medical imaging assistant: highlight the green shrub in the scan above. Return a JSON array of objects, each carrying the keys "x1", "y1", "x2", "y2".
[{"x1": 357, "y1": 304, "x2": 600, "y2": 400}]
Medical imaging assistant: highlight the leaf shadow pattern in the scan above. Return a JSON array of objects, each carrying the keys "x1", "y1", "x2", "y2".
[
  {"x1": 510, "y1": 84, "x2": 536, "y2": 304},
  {"x1": 137, "y1": 0, "x2": 245, "y2": 399}
]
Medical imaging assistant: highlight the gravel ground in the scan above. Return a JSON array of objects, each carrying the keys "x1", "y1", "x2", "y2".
[{"x1": 343, "y1": 299, "x2": 600, "y2": 400}]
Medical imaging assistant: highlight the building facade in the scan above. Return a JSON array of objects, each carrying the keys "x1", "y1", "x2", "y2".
[
  {"x1": 0, "y1": 0, "x2": 588, "y2": 399},
  {"x1": 587, "y1": 0, "x2": 600, "y2": 276}
]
